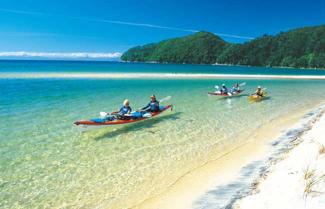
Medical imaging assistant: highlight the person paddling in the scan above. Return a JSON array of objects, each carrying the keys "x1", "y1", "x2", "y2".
[
  {"x1": 231, "y1": 83, "x2": 240, "y2": 93},
  {"x1": 254, "y1": 86, "x2": 264, "y2": 97},
  {"x1": 116, "y1": 99, "x2": 132, "y2": 119},
  {"x1": 220, "y1": 84, "x2": 228, "y2": 94},
  {"x1": 141, "y1": 95, "x2": 160, "y2": 113}
]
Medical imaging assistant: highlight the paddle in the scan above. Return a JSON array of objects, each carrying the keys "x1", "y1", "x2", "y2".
[
  {"x1": 215, "y1": 82, "x2": 245, "y2": 89},
  {"x1": 159, "y1": 95, "x2": 172, "y2": 103},
  {"x1": 239, "y1": 82, "x2": 246, "y2": 87},
  {"x1": 99, "y1": 111, "x2": 108, "y2": 117},
  {"x1": 99, "y1": 111, "x2": 119, "y2": 118},
  {"x1": 138, "y1": 96, "x2": 172, "y2": 112}
]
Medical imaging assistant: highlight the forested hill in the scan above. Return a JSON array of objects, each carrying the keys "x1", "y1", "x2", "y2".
[{"x1": 121, "y1": 25, "x2": 325, "y2": 69}]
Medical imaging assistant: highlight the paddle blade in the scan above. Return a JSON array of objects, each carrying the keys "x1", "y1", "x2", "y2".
[
  {"x1": 215, "y1": 85, "x2": 219, "y2": 89},
  {"x1": 239, "y1": 82, "x2": 246, "y2": 87},
  {"x1": 159, "y1": 96, "x2": 171, "y2": 103},
  {"x1": 99, "y1": 112, "x2": 108, "y2": 117}
]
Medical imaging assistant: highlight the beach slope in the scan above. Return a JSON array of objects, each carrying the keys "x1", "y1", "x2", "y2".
[{"x1": 235, "y1": 109, "x2": 325, "y2": 209}]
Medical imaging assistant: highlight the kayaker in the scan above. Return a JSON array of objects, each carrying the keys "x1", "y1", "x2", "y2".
[
  {"x1": 231, "y1": 83, "x2": 240, "y2": 93},
  {"x1": 220, "y1": 84, "x2": 228, "y2": 94},
  {"x1": 141, "y1": 95, "x2": 160, "y2": 112},
  {"x1": 116, "y1": 99, "x2": 132, "y2": 119},
  {"x1": 254, "y1": 86, "x2": 264, "y2": 97}
]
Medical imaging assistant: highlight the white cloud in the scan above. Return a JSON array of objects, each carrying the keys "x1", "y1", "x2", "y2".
[{"x1": 0, "y1": 51, "x2": 122, "y2": 59}]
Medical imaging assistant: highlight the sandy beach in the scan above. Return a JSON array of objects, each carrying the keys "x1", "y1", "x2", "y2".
[
  {"x1": 235, "y1": 105, "x2": 325, "y2": 209},
  {"x1": 134, "y1": 103, "x2": 325, "y2": 209}
]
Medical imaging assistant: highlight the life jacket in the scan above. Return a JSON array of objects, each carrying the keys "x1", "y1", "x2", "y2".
[
  {"x1": 119, "y1": 106, "x2": 132, "y2": 115},
  {"x1": 148, "y1": 101, "x2": 159, "y2": 112}
]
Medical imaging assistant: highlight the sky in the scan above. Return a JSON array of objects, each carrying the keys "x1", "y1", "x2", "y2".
[{"x1": 0, "y1": 0, "x2": 324, "y2": 60}]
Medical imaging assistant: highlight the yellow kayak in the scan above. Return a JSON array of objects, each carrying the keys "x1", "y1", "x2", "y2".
[{"x1": 248, "y1": 92, "x2": 267, "y2": 102}]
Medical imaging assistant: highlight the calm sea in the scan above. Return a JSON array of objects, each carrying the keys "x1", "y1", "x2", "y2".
[{"x1": 1, "y1": 60, "x2": 325, "y2": 208}]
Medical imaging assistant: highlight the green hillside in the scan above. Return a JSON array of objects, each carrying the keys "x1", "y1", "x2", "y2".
[
  {"x1": 121, "y1": 31, "x2": 227, "y2": 64},
  {"x1": 121, "y1": 25, "x2": 325, "y2": 69}
]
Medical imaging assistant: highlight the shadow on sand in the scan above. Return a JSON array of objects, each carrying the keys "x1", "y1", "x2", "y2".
[{"x1": 94, "y1": 111, "x2": 182, "y2": 140}]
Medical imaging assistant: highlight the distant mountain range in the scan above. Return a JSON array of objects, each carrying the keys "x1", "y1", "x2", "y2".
[{"x1": 121, "y1": 25, "x2": 325, "y2": 69}]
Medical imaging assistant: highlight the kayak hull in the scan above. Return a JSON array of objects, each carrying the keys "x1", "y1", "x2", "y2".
[
  {"x1": 208, "y1": 90, "x2": 243, "y2": 97},
  {"x1": 74, "y1": 105, "x2": 172, "y2": 126},
  {"x1": 248, "y1": 92, "x2": 268, "y2": 102}
]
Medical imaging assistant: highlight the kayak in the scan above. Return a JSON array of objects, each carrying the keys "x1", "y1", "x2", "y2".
[
  {"x1": 74, "y1": 105, "x2": 172, "y2": 126},
  {"x1": 208, "y1": 90, "x2": 244, "y2": 97},
  {"x1": 248, "y1": 92, "x2": 268, "y2": 102}
]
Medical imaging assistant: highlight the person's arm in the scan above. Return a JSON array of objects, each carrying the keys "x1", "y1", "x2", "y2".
[
  {"x1": 112, "y1": 107, "x2": 121, "y2": 114},
  {"x1": 156, "y1": 102, "x2": 160, "y2": 111},
  {"x1": 141, "y1": 103, "x2": 150, "y2": 111},
  {"x1": 128, "y1": 107, "x2": 132, "y2": 114}
]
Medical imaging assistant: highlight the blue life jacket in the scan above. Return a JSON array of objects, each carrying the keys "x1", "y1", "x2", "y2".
[
  {"x1": 142, "y1": 100, "x2": 160, "y2": 112},
  {"x1": 222, "y1": 86, "x2": 228, "y2": 93},
  {"x1": 119, "y1": 106, "x2": 132, "y2": 115}
]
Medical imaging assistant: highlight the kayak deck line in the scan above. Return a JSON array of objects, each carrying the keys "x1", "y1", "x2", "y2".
[{"x1": 74, "y1": 105, "x2": 173, "y2": 126}]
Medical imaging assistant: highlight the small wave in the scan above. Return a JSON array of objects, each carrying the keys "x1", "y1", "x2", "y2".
[
  {"x1": 1, "y1": 72, "x2": 325, "y2": 80},
  {"x1": 192, "y1": 104, "x2": 325, "y2": 209}
]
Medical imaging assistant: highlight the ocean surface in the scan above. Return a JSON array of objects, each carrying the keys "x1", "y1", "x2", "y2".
[{"x1": 1, "y1": 60, "x2": 325, "y2": 209}]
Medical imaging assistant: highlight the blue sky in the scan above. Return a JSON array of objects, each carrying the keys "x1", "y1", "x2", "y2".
[{"x1": 0, "y1": 0, "x2": 324, "y2": 59}]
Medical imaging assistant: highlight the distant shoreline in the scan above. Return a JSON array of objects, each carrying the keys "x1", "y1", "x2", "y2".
[
  {"x1": 2, "y1": 72, "x2": 325, "y2": 80},
  {"x1": 123, "y1": 60, "x2": 325, "y2": 70},
  {"x1": 0, "y1": 59, "x2": 324, "y2": 70}
]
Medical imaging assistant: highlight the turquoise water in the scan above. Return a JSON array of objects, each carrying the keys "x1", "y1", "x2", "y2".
[
  {"x1": 1, "y1": 60, "x2": 325, "y2": 75},
  {"x1": 1, "y1": 61, "x2": 325, "y2": 208}
]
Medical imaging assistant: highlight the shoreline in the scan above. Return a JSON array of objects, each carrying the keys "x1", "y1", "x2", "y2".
[
  {"x1": 124, "y1": 60, "x2": 325, "y2": 70},
  {"x1": 0, "y1": 59, "x2": 324, "y2": 70},
  {"x1": 1, "y1": 72, "x2": 325, "y2": 80},
  {"x1": 132, "y1": 102, "x2": 325, "y2": 209},
  {"x1": 235, "y1": 104, "x2": 325, "y2": 209}
]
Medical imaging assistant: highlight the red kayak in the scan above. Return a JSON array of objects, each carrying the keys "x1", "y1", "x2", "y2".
[
  {"x1": 74, "y1": 105, "x2": 172, "y2": 126},
  {"x1": 208, "y1": 90, "x2": 244, "y2": 97}
]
